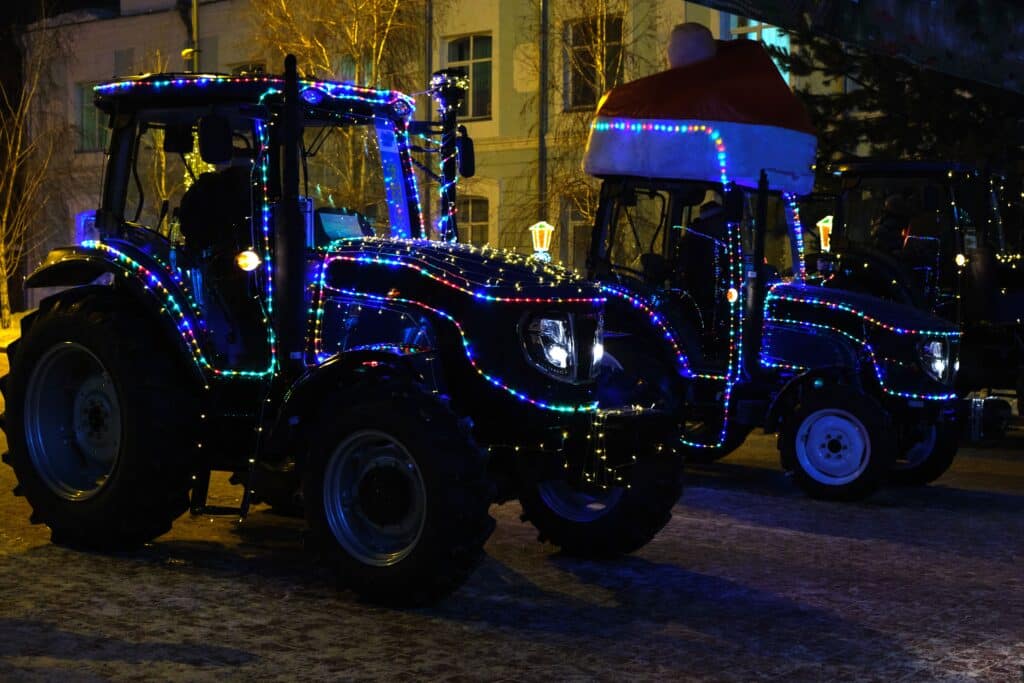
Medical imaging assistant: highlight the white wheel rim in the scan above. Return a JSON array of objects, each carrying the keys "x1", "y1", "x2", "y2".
[{"x1": 794, "y1": 408, "x2": 871, "y2": 486}]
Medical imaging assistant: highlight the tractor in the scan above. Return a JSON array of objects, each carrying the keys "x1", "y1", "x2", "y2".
[
  {"x1": 809, "y1": 161, "x2": 1024, "y2": 430},
  {"x1": 0, "y1": 58, "x2": 683, "y2": 605},
  {"x1": 580, "y1": 40, "x2": 961, "y2": 498}
]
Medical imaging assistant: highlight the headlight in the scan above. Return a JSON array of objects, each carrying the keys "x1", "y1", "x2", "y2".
[
  {"x1": 919, "y1": 338, "x2": 950, "y2": 382},
  {"x1": 522, "y1": 312, "x2": 603, "y2": 383},
  {"x1": 525, "y1": 314, "x2": 575, "y2": 380}
]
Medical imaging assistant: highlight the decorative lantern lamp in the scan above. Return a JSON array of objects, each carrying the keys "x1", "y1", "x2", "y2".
[
  {"x1": 529, "y1": 221, "x2": 555, "y2": 262},
  {"x1": 816, "y1": 215, "x2": 833, "y2": 253}
]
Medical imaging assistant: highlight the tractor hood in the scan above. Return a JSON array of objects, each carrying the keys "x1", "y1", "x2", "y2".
[
  {"x1": 317, "y1": 238, "x2": 603, "y2": 302},
  {"x1": 766, "y1": 282, "x2": 959, "y2": 336}
]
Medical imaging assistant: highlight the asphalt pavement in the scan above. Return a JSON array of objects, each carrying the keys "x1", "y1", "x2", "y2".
[{"x1": 0, "y1": 356, "x2": 1021, "y2": 681}]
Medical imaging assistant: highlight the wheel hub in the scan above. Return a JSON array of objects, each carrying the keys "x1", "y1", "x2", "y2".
[
  {"x1": 795, "y1": 409, "x2": 871, "y2": 485},
  {"x1": 323, "y1": 431, "x2": 426, "y2": 567},
  {"x1": 24, "y1": 342, "x2": 122, "y2": 500}
]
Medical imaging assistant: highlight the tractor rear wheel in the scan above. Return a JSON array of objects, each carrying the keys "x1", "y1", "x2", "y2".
[
  {"x1": 303, "y1": 380, "x2": 494, "y2": 605},
  {"x1": 1, "y1": 287, "x2": 201, "y2": 549}
]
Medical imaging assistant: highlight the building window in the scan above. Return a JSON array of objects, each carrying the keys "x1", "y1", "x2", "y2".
[
  {"x1": 456, "y1": 196, "x2": 489, "y2": 246},
  {"x1": 561, "y1": 199, "x2": 592, "y2": 270},
  {"x1": 727, "y1": 16, "x2": 790, "y2": 82},
  {"x1": 446, "y1": 35, "x2": 492, "y2": 119},
  {"x1": 564, "y1": 15, "x2": 623, "y2": 111},
  {"x1": 76, "y1": 83, "x2": 107, "y2": 152}
]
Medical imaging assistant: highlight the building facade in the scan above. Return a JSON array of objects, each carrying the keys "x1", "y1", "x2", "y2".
[{"x1": 25, "y1": 0, "x2": 814, "y2": 305}]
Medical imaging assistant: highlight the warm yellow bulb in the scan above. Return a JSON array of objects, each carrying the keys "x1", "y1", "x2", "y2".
[
  {"x1": 954, "y1": 253, "x2": 967, "y2": 268},
  {"x1": 726, "y1": 287, "x2": 739, "y2": 303},
  {"x1": 236, "y1": 249, "x2": 261, "y2": 272}
]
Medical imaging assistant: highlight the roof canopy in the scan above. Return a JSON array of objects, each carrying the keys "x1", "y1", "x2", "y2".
[{"x1": 584, "y1": 40, "x2": 818, "y2": 195}]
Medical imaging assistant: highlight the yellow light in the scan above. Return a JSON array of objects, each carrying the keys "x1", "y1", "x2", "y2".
[
  {"x1": 954, "y1": 253, "x2": 967, "y2": 268},
  {"x1": 816, "y1": 215, "x2": 833, "y2": 253},
  {"x1": 726, "y1": 287, "x2": 739, "y2": 303},
  {"x1": 528, "y1": 221, "x2": 555, "y2": 253},
  {"x1": 236, "y1": 249, "x2": 262, "y2": 272}
]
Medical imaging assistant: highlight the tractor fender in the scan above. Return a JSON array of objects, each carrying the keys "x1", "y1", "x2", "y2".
[
  {"x1": 763, "y1": 366, "x2": 863, "y2": 434},
  {"x1": 25, "y1": 245, "x2": 208, "y2": 384}
]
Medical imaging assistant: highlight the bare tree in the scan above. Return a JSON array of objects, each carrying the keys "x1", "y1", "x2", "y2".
[
  {"x1": 508, "y1": 0, "x2": 657, "y2": 266},
  {"x1": 0, "y1": 23, "x2": 67, "y2": 328},
  {"x1": 249, "y1": 0, "x2": 433, "y2": 225}
]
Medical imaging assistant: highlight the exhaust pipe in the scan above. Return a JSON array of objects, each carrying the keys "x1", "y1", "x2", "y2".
[{"x1": 275, "y1": 54, "x2": 306, "y2": 375}]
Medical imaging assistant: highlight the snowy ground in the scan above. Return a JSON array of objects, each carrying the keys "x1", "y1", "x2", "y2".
[{"x1": 0, "y1": 353, "x2": 1021, "y2": 681}]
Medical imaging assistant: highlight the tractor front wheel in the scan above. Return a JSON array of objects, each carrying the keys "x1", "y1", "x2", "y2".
[
  {"x1": 780, "y1": 386, "x2": 894, "y2": 501},
  {"x1": 518, "y1": 453, "x2": 683, "y2": 558},
  {"x1": 303, "y1": 380, "x2": 494, "y2": 605},
  {"x1": 889, "y1": 418, "x2": 958, "y2": 486}
]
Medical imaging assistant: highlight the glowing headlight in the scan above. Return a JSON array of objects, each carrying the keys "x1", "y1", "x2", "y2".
[
  {"x1": 919, "y1": 339, "x2": 949, "y2": 382},
  {"x1": 524, "y1": 314, "x2": 575, "y2": 379},
  {"x1": 236, "y1": 249, "x2": 262, "y2": 272}
]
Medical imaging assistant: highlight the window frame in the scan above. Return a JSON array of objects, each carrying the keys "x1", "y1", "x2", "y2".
[
  {"x1": 456, "y1": 195, "x2": 490, "y2": 247},
  {"x1": 444, "y1": 33, "x2": 493, "y2": 121},
  {"x1": 563, "y1": 14, "x2": 624, "y2": 112},
  {"x1": 75, "y1": 82, "x2": 108, "y2": 153}
]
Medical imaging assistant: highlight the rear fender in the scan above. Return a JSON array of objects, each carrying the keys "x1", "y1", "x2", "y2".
[{"x1": 26, "y1": 245, "x2": 208, "y2": 384}]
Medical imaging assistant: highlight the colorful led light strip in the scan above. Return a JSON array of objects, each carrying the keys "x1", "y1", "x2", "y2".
[
  {"x1": 79, "y1": 241, "x2": 274, "y2": 379},
  {"x1": 321, "y1": 250, "x2": 605, "y2": 304},
  {"x1": 596, "y1": 282, "x2": 694, "y2": 377},
  {"x1": 764, "y1": 285, "x2": 961, "y2": 337},
  {"x1": 590, "y1": 120, "x2": 730, "y2": 186},
  {"x1": 94, "y1": 74, "x2": 413, "y2": 110},
  {"x1": 784, "y1": 192, "x2": 808, "y2": 279},
  {"x1": 762, "y1": 316, "x2": 957, "y2": 401},
  {"x1": 317, "y1": 286, "x2": 599, "y2": 414}
]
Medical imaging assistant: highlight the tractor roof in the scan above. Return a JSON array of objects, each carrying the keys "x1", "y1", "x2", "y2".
[
  {"x1": 584, "y1": 40, "x2": 818, "y2": 195},
  {"x1": 93, "y1": 72, "x2": 415, "y2": 122}
]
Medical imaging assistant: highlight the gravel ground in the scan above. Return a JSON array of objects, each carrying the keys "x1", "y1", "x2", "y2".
[{"x1": 0, "y1": 352, "x2": 1021, "y2": 681}]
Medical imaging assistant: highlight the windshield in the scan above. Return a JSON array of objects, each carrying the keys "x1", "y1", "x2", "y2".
[
  {"x1": 952, "y1": 173, "x2": 1005, "y2": 251},
  {"x1": 840, "y1": 175, "x2": 954, "y2": 250},
  {"x1": 301, "y1": 116, "x2": 415, "y2": 241}
]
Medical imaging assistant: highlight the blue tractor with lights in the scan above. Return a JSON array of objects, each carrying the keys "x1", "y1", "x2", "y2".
[
  {"x1": 580, "y1": 40, "x2": 962, "y2": 499},
  {"x1": 0, "y1": 58, "x2": 685, "y2": 604},
  {"x1": 806, "y1": 161, "x2": 1024, "y2": 435}
]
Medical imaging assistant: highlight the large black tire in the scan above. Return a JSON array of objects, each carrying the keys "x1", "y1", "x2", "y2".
[
  {"x1": 889, "y1": 418, "x2": 958, "y2": 486},
  {"x1": 303, "y1": 380, "x2": 494, "y2": 605},
  {"x1": 1, "y1": 288, "x2": 200, "y2": 549},
  {"x1": 517, "y1": 454, "x2": 683, "y2": 558},
  {"x1": 780, "y1": 385, "x2": 894, "y2": 501}
]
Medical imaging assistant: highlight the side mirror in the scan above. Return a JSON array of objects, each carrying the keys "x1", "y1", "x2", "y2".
[
  {"x1": 164, "y1": 124, "x2": 193, "y2": 154},
  {"x1": 198, "y1": 115, "x2": 233, "y2": 165},
  {"x1": 456, "y1": 126, "x2": 475, "y2": 178}
]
